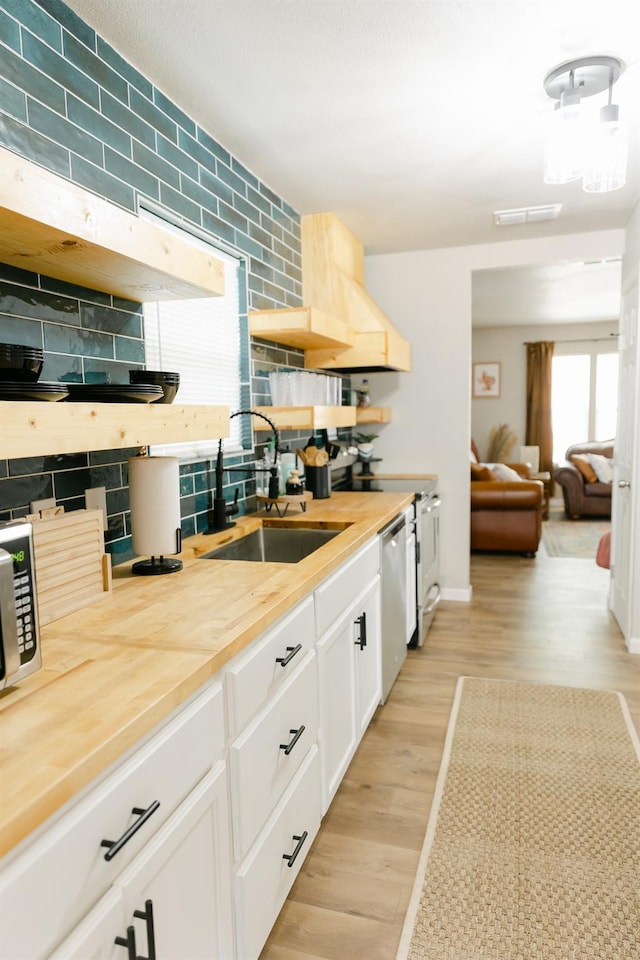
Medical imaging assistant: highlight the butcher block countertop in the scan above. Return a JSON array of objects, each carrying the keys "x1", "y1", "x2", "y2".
[{"x1": 0, "y1": 491, "x2": 412, "y2": 859}]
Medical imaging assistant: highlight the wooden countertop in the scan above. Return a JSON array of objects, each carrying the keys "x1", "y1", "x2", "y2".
[{"x1": 0, "y1": 492, "x2": 413, "y2": 859}]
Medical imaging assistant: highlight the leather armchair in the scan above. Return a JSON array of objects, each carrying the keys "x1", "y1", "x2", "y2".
[
  {"x1": 554, "y1": 441, "x2": 613, "y2": 519},
  {"x1": 470, "y1": 463, "x2": 544, "y2": 556}
]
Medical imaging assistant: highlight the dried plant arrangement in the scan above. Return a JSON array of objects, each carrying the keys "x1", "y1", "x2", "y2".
[{"x1": 487, "y1": 424, "x2": 517, "y2": 462}]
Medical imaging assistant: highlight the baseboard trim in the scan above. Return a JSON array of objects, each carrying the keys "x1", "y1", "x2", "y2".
[
  {"x1": 440, "y1": 586, "x2": 472, "y2": 603},
  {"x1": 626, "y1": 636, "x2": 640, "y2": 655}
]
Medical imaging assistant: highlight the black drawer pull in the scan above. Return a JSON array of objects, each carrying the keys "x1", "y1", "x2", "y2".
[
  {"x1": 275, "y1": 643, "x2": 302, "y2": 668},
  {"x1": 282, "y1": 830, "x2": 308, "y2": 868},
  {"x1": 101, "y1": 801, "x2": 160, "y2": 861},
  {"x1": 133, "y1": 899, "x2": 156, "y2": 960},
  {"x1": 279, "y1": 725, "x2": 305, "y2": 756},
  {"x1": 114, "y1": 926, "x2": 137, "y2": 959},
  {"x1": 354, "y1": 611, "x2": 367, "y2": 649}
]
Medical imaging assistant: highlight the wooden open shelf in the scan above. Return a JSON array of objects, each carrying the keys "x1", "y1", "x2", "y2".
[
  {"x1": 249, "y1": 307, "x2": 353, "y2": 350},
  {"x1": 252, "y1": 406, "x2": 357, "y2": 431},
  {"x1": 356, "y1": 406, "x2": 392, "y2": 424},
  {"x1": 0, "y1": 146, "x2": 225, "y2": 302},
  {"x1": 0, "y1": 402, "x2": 229, "y2": 459}
]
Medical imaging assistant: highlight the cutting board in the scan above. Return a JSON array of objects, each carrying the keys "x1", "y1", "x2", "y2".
[{"x1": 32, "y1": 509, "x2": 112, "y2": 626}]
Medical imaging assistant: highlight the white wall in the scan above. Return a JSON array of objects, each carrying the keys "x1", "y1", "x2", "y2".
[
  {"x1": 365, "y1": 229, "x2": 625, "y2": 600},
  {"x1": 471, "y1": 320, "x2": 619, "y2": 462}
]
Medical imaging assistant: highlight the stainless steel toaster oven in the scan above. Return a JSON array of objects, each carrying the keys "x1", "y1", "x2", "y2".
[{"x1": 0, "y1": 521, "x2": 41, "y2": 690}]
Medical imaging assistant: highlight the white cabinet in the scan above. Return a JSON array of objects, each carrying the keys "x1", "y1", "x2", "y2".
[
  {"x1": 50, "y1": 765, "x2": 234, "y2": 960},
  {"x1": 316, "y1": 607, "x2": 358, "y2": 809},
  {"x1": 353, "y1": 576, "x2": 382, "y2": 739},
  {"x1": 229, "y1": 650, "x2": 318, "y2": 862},
  {"x1": 0, "y1": 682, "x2": 226, "y2": 960},
  {"x1": 405, "y1": 506, "x2": 417, "y2": 645},
  {"x1": 314, "y1": 538, "x2": 382, "y2": 812},
  {"x1": 234, "y1": 747, "x2": 321, "y2": 960}
]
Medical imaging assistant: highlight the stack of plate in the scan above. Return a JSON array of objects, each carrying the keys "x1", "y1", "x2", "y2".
[
  {"x1": 0, "y1": 342, "x2": 44, "y2": 382},
  {"x1": 129, "y1": 369, "x2": 180, "y2": 404},
  {"x1": 0, "y1": 382, "x2": 69, "y2": 402},
  {"x1": 65, "y1": 384, "x2": 164, "y2": 403}
]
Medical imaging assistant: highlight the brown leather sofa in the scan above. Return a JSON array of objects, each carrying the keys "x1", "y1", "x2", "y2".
[
  {"x1": 470, "y1": 463, "x2": 544, "y2": 556},
  {"x1": 554, "y1": 440, "x2": 613, "y2": 519}
]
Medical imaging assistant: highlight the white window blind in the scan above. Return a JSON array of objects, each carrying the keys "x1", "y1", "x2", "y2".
[{"x1": 140, "y1": 213, "x2": 243, "y2": 460}]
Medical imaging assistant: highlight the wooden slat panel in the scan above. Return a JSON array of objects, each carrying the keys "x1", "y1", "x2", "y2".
[{"x1": 32, "y1": 510, "x2": 110, "y2": 626}]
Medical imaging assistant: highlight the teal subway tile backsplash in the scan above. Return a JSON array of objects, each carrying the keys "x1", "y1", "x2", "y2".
[
  {"x1": 102, "y1": 90, "x2": 156, "y2": 150},
  {"x1": 62, "y1": 31, "x2": 128, "y2": 102},
  {"x1": 22, "y1": 30, "x2": 100, "y2": 108},
  {"x1": 70, "y1": 154, "x2": 135, "y2": 210},
  {"x1": 0, "y1": 282, "x2": 80, "y2": 324},
  {"x1": 32, "y1": 0, "x2": 96, "y2": 48},
  {"x1": 1, "y1": 0, "x2": 303, "y2": 560},
  {"x1": 0, "y1": 77, "x2": 27, "y2": 123},
  {"x1": 28, "y1": 97, "x2": 103, "y2": 165},
  {"x1": 130, "y1": 87, "x2": 178, "y2": 142},
  {"x1": 67, "y1": 95, "x2": 132, "y2": 159},
  {"x1": 0, "y1": 111, "x2": 70, "y2": 175}
]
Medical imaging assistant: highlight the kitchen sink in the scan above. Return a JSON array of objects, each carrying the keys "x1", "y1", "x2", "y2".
[{"x1": 199, "y1": 521, "x2": 350, "y2": 564}]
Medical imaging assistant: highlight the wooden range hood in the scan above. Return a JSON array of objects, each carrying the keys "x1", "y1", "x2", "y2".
[{"x1": 249, "y1": 213, "x2": 411, "y2": 373}]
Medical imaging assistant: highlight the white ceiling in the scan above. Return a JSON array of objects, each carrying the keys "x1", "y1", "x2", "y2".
[{"x1": 64, "y1": 0, "x2": 640, "y2": 322}]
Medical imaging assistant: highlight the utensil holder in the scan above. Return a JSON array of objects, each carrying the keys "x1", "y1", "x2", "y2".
[{"x1": 305, "y1": 465, "x2": 331, "y2": 499}]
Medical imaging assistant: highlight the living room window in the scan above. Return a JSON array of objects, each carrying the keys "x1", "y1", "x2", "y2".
[{"x1": 552, "y1": 350, "x2": 618, "y2": 462}]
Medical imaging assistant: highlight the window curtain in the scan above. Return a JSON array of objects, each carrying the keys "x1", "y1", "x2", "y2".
[{"x1": 526, "y1": 341, "x2": 555, "y2": 473}]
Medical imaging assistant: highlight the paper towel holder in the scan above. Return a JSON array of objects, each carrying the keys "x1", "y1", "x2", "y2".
[
  {"x1": 132, "y1": 533, "x2": 183, "y2": 576},
  {"x1": 129, "y1": 453, "x2": 184, "y2": 576}
]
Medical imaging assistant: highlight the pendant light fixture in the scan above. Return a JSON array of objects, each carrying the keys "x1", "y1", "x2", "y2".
[{"x1": 543, "y1": 56, "x2": 627, "y2": 193}]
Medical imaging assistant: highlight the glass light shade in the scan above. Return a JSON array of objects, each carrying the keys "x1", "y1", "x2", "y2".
[
  {"x1": 543, "y1": 95, "x2": 586, "y2": 184},
  {"x1": 582, "y1": 103, "x2": 627, "y2": 192}
]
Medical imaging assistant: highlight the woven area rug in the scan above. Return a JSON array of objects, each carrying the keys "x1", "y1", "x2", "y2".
[
  {"x1": 542, "y1": 514, "x2": 611, "y2": 558},
  {"x1": 397, "y1": 677, "x2": 640, "y2": 960}
]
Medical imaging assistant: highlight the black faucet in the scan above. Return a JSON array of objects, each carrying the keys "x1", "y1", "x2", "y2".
[{"x1": 209, "y1": 409, "x2": 280, "y2": 532}]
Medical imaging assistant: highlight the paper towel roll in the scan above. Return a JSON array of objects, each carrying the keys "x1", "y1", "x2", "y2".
[{"x1": 129, "y1": 456, "x2": 182, "y2": 556}]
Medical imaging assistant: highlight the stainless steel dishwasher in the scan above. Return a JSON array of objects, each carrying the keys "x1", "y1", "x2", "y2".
[{"x1": 379, "y1": 512, "x2": 408, "y2": 702}]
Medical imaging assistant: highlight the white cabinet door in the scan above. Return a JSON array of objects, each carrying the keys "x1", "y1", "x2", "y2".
[
  {"x1": 406, "y1": 528, "x2": 417, "y2": 644},
  {"x1": 115, "y1": 763, "x2": 234, "y2": 960},
  {"x1": 48, "y1": 889, "x2": 125, "y2": 960},
  {"x1": 353, "y1": 575, "x2": 382, "y2": 738},
  {"x1": 316, "y1": 608, "x2": 358, "y2": 812}
]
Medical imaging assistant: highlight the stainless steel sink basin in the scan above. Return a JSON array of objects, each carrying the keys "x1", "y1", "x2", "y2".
[{"x1": 200, "y1": 524, "x2": 345, "y2": 563}]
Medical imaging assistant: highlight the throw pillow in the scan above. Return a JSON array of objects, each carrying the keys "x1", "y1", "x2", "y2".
[
  {"x1": 571, "y1": 454, "x2": 598, "y2": 484},
  {"x1": 471, "y1": 463, "x2": 497, "y2": 481},
  {"x1": 588, "y1": 453, "x2": 613, "y2": 484},
  {"x1": 488, "y1": 462, "x2": 523, "y2": 482}
]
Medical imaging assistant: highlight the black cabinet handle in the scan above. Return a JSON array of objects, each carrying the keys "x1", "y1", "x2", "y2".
[
  {"x1": 282, "y1": 830, "x2": 308, "y2": 868},
  {"x1": 275, "y1": 643, "x2": 302, "y2": 668},
  {"x1": 354, "y1": 612, "x2": 367, "y2": 649},
  {"x1": 114, "y1": 926, "x2": 137, "y2": 960},
  {"x1": 279, "y1": 725, "x2": 305, "y2": 756},
  {"x1": 133, "y1": 899, "x2": 156, "y2": 960},
  {"x1": 101, "y1": 801, "x2": 160, "y2": 861}
]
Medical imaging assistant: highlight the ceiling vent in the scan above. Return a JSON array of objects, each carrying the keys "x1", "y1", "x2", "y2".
[{"x1": 494, "y1": 204, "x2": 562, "y2": 226}]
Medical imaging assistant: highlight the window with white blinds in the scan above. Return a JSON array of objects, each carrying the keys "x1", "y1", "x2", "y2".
[{"x1": 140, "y1": 213, "x2": 244, "y2": 460}]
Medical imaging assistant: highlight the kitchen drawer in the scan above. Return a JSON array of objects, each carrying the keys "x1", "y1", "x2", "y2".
[
  {"x1": 226, "y1": 595, "x2": 315, "y2": 737},
  {"x1": 234, "y1": 746, "x2": 321, "y2": 960},
  {"x1": 0, "y1": 681, "x2": 224, "y2": 960},
  {"x1": 229, "y1": 650, "x2": 318, "y2": 863},
  {"x1": 314, "y1": 536, "x2": 380, "y2": 637}
]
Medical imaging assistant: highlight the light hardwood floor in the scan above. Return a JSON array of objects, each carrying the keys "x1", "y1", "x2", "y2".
[{"x1": 260, "y1": 545, "x2": 639, "y2": 960}]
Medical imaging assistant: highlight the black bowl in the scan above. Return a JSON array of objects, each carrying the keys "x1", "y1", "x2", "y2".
[
  {"x1": 129, "y1": 370, "x2": 180, "y2": 404},
  {"x1": 0, "y1": 344, "x2": 44, "y2": 382}
]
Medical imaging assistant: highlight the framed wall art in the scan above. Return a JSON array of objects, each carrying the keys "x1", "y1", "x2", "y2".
[{"x1": 472, "y1": 361, "x2": 501, "y2": 398}]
